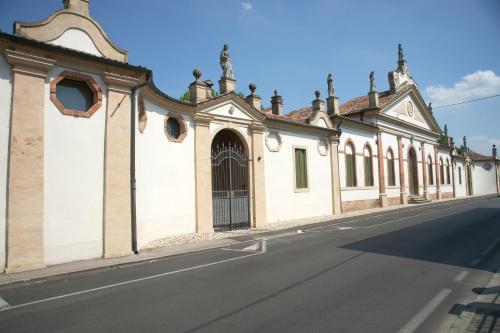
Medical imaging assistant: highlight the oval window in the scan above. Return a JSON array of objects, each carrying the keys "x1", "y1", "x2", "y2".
[{"x1": 166, "y1": 117, "x2": 181, "y2": 139}]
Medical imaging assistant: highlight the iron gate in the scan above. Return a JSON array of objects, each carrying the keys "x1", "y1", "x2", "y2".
[{"x1": 211, "y1": 143, "x2": 249, "y2": 230}]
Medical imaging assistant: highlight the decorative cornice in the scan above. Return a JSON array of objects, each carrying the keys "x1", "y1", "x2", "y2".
[
  {"x1": 4, "y1": 49, "x2": 55, "y2": 77},
  {"x1": 103, "y1": 72, "x2": 140, "y2": 93}
]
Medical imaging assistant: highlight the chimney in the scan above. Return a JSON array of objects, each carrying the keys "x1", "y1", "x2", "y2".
[
  {"x1": 271, "y1": 90, "x2": 284, "y2": 115},
  {"x1": 63, "y1": 0, "x2": 90, "y2": 16},
  {"x1": 245, "y1": 83, "x2": 262, "y2": 110},
  {"x1": 493, "y1": 144, "x2": 497, "y2": 158},
  {"x1": 188, "y1": 69, "x2": 208, "y2": 103},
  {"x1": 368, "y1": 71, "x2": 379, "y2": 108},
  {"x1": 311, "y1": 90, "x2": 325, "y2": 112},
  {"x1": 326, "y1": 73, "x2": 340, "y2": 116}
]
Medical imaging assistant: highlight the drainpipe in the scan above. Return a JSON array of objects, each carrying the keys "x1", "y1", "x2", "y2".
[{"x1": 130, "y1": 73, "x2": 150, "y2": 254}]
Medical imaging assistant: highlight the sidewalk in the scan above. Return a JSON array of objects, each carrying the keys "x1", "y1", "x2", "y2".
[
  {"x1": 451, "y1": 267, "x2": 500, "y2": 333},
  {"x1": 0, "y1": 194, "x2": 494, "y2": 286}
]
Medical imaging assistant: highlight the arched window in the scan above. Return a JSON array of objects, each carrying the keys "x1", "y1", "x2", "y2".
[
  {"x1": 387, "y1": 149, "x2": 395, "y2": 186},
  {"x1": 345, "y1": 142, "x2": 356, "y2": 187},
  {"x1": 439, "y1": 158, "x2": 445, "y2": 185},
  {"x1": 427, "y1": 156, "x2": 434, "y2": 185},
  {"x1": 364, "y1": 145, "x2": 374, "y2": 186},
  {"x1": 446, "y1": 159, "x2": 451, "y2": 184}
]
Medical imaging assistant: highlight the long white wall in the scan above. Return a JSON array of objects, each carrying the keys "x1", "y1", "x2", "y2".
[
  {"x1": 135, "y1": 97, "x2": 196, "y2": 248},
  {"x1": 43, "y1": 66, "x2": 106, "y2": 265},
  {"x1": 381, "y1": 132, "x2": 401, "y2": 200},
  {"x1": 454, "y1": 159, "x2": 467, "y2": 197},
  {"x1": 264, "y1": 129, "x2": 332, "y2": 222},
  {"x1": 0, "y1": 54, "x2": 12, "y2": 271},
  {"x1": 472, "y1": 160, "x2": 498, "y2": 195}
]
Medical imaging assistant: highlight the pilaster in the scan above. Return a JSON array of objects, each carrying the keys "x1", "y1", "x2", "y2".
[
  {"x1": 377, "y1": 132, "x2": 387, "y2": 207},
  {"x1": 102, "y1": 72, "x2": 139, "y2": 258},
  {"x1": 250, "y1": 123, "x2": 267, "y2": 228},
  {"x1": 434, "y1": 145, "x2": 441, "y2": 199},
  {"x1": 5, "y1": 50, "x2": 55, "y2": 272},
  {"x1": 421, "y1": 142, "x2": 429, "y2": 199},
  {"x1": 194, "y1": 114, "x2": 214, "y2": 233},
  {"x1": 330, "y1": 137, "x2": 342, "y2": 215},
  {"x1": 397, "y1": 136, "x2": 407, "y2": 205}
]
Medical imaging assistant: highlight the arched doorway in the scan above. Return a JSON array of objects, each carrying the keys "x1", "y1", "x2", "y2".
[
  {"x1": 211, "y1": 129, "x2": 249, "y2": 230},
  {"x1": 408, "y1": 147, "x2": 419, "y2": 196}
]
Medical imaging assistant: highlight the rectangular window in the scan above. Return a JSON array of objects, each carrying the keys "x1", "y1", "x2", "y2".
[
  {"x1": 364, "y1": 156, "x2": 373, "y2": 186},
  {"x1": 294, "y1": 148, "x2": 308, "y2": 189},
  {"x1": 387, "y1": 160, "x2": 395, "y2": 186},
  {"x1": 346, "y1": 154, "x2": 356, "y2": 187},
  {"x1": 447, "y1": 166, "x2": 451, "y2": 184},
  {"x1": 458, "y1": 167, "x2": 462, "y2": 184}
]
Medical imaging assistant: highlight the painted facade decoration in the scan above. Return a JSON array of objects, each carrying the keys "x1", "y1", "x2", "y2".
[{"x1": 0, "y1": 0, "x2": 498, "y2": 272}]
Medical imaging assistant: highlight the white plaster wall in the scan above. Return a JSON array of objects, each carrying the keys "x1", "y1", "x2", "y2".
[
  {"x1": 454, "y1": 159, "x2": 467, "y2": 197},
  {"x1": 0, "y1": 54, "x2": 12, "y2": 271},
  {"x1": 339, "y1": 127, "x2": 379, "y2": 202},
  {"x1": 472, "y1": 161, "x2": 498, "y2": 195},
  {"x1": 438, "y1": 149, "x2": 453, "y2": 196},
  {"x1": 384, "y1": 95, "x2": 431, "y2": 130},
  {"x1": 264, "y1": 129, "x2": 332, "y2": 223},
  {"x1": 423, "y1": 143, "x2": 437, "y2": 196},
  {"x1": 44, "y1": 67, "x2": 105, "y2": 265},
  {"x1": 49, "y1": 28, "x2": 103, "y2": 57},
  {"x1": 135, "y1": 98, "x2": 196, "y2": 248}
]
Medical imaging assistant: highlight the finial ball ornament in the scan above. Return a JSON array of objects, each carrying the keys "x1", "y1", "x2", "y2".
[
  {"x1": 249, "y1": 83, "x2": 256, "y2": 93},
  {"x1": 315, "y1": 90, "x2": 321, "y2": 99},
  {"x1": 193, "y1": 68, "x2": 202, "y2": 80}
]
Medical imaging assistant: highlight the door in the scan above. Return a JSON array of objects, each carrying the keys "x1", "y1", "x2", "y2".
[
  {"x1": 211, "y1": 142, "x2": 249, "y2": 230},
  {"x1": 408, "y1": 148, "x2": 419, "y2": 196}
]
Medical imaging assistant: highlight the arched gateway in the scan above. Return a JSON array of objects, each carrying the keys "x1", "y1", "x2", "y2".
[{"x1": 211, "y1": 129, "x2": 250, "y2": 230}]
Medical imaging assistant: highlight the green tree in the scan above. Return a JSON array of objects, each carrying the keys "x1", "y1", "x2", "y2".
[{"x1": 180, "y1": 91, "x2": 190, "y2": 102}]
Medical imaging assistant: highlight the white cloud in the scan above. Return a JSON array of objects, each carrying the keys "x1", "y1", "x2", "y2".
[
  {"x1": 241, "y1": 2, "x2": 253, "y2": 10},
  {"x1": 467, "y1": 135, "x2": 500, "y2": 155},
  {"x1": 425, "y1": 70, "x2": 500, "y2": 105}
]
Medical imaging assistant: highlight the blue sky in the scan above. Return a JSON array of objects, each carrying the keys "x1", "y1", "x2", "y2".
[{"x1": 1, "y1": 0, "x2": 499, "y2": 154}]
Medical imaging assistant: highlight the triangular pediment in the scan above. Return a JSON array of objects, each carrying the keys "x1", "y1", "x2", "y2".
[
  {"x1": 381, "y1": 86, "x2": 441, "y2": 133},
  {"x1": 307, "y1": 110, "x2": 333, "y2": 129},
  {"x1": 197, "y1": 93, "x2": 265, "y2": 123}
]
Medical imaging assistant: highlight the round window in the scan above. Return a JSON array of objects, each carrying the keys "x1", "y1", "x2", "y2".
[
  {"x1": 483, "y1": 163, "x2": 492, "y2": 171},
  {"x1": 166, "y1": 117, "x2": 181, "y2": 139}
]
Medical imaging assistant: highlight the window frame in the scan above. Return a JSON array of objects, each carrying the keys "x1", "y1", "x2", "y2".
[
  {"x1": 363, "y1": 144, "x2": 374, "y2": 187},
  {"x1": 428, "y1": 155, "x2": 434, "y2": 185},
  {"x1": 387, "y1": 148, "x2": 396, "y2": 187},
  {"x1": 164, "y1": 112, "x2": 188, "y2": 143},
  {"x1": 293, "y1": 146, "x2": 309, "y2": 192},
  {"x1": 50, "y1": 70, "x2": 102, "y2": 118},
  {"x1": 345, "y1": 141, "x2": 357, "y2": 187},
  {"x1": 446, "y1": 159, "x2": 451, "y2": 184},
  {"x1": 439, "y1": 158, "x2": 445, "y2": 185}
]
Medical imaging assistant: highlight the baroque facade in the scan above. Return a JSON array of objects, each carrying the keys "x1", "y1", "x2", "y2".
[{"x1": 0, "y1": 0, "x2": 499, "y2": 272}]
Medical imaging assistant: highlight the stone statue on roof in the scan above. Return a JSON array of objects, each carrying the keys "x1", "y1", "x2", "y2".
[
  {"x1": 220, "y1": 44, "x2": 234, "y2": 79},
  {"x1": 369, "y1": 71, "x2": 376, "y2": 92},
  {"x1": 327, "y1": 73, "x2": 334, "y2": 97},
  {"x1": 398, "y1": 43, "x2": 404, "y2": 62}
]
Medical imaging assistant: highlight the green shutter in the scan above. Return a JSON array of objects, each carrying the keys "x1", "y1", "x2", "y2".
[
  {"x1": 295, "y1": 149, "x2": 307, "y2": 189},
  {"x1": 364, "y1": 156, "x2": 373, "y2": 186},
  {"x1": 346, "y1": 154, "x2": 356, "y2": 187},
  {"x1": 388, "y1": 159, "x2": 395, "y2": 186}
]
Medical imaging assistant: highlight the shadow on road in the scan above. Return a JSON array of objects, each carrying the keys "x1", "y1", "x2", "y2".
[{"x1": 340, "y1": 207, "x2": 500, "y2": 272}]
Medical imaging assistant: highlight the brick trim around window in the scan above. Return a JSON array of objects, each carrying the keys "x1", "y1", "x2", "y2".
[
  {"x1": 164, "y1": 112, "x2": 188, "y2": 143},
  {"x1": 50, "y1": 70, "x2": 103, "y2": 118}
]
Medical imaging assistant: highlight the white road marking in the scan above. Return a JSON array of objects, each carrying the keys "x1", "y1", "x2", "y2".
[
  {"x1": 397, "y1": 289, "x2": 452, "y2": 333},
  {"x1": 454, "y1": 270, "x2": 469, "y2": 282},
  {"x1": 0, "y1": 241, "x2": 267, "y2": 312},
  {"x1": 242, "y1": 243, "x2": 260, "y2": 251},
  {"x1": 480, "y1": 237, "x2": 500, "y2": 256},
  {"x1": 337, "y1": 227, "x2": 355, "y2": 230},
  {"x1": 470, "y1": 258, "x2": 481, "y2": 267},
  {"x1": 0, "y1": 297, "x2": 10, "y2": 310}
]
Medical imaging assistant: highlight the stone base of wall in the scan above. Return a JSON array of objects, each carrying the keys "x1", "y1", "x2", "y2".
[
  {"x1": 429, "y1": 193, "x2": 437, "y2": 200},
  {"x1": 441, "y1": 192, "x2": 454, "y2": 199},
  {"x1": 342, "y1": 199, "x2": 380, "y2": 213},
  {"x1": 388, "y1": 197, "x2": 401, "y2": 206}
]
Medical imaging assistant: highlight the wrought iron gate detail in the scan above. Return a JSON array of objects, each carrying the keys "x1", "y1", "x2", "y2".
[{"x1": 211, "y1": 143, "x2": 249, "y2": 230}]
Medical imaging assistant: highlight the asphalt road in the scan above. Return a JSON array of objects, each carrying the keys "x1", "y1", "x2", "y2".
[{"x1": 1, "y1": 196, "x2": 500, "y2": 333}]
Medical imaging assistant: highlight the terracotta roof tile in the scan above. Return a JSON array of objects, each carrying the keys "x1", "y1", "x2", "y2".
[
  {"x1": 469, "y1": 150, "x2": 495, "y2": 161},
  {"x1": 339, "y1": 85, "x2": 412, "y2": 115}
]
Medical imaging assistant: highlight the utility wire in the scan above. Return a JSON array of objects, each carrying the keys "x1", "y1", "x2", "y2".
[{"x1": 433, "y1": 94, "x2": 500, "y2": 109}]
